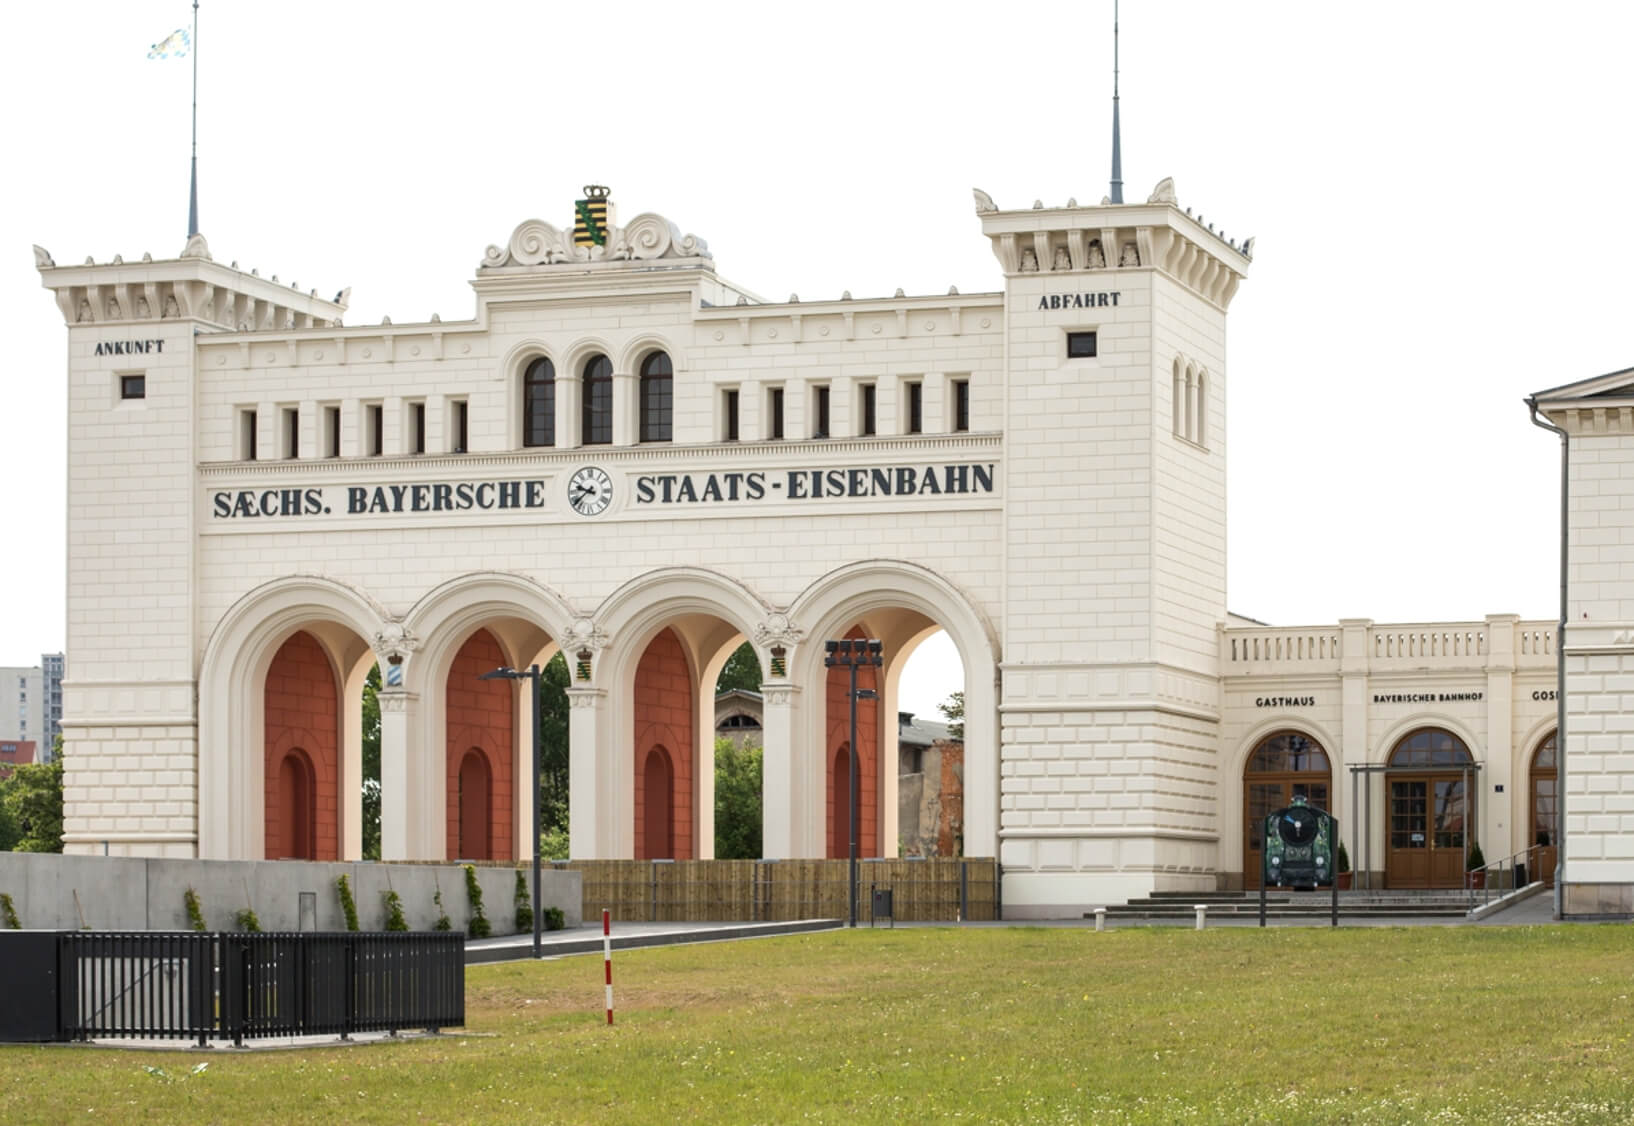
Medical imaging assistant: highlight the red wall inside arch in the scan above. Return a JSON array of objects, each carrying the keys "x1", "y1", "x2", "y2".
[
  {"x1": 264, "y1": 630, "x2": 339, "y2": 860},
  {"x1": 826, "y1": 627, "x2": 880, "y2": 859},
  {"x1": 446, "y1": 629, "x2": 516, "y2": 860},
  {"x1": 634, "y1": 628, "x2": 693, "y2": 859}
]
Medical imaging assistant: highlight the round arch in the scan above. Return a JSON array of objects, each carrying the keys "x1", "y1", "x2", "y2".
[
  {"x1": 617, "y1": 332, "x2": 683, "y2": 377},
  {"x1": 1383, "y1": 725, "x2": 1478, "y2": 889},
  {"x1": 198, "y1": 575, "x2": 385, "y2": 859},
  {"x1": 788, "y1": 560, "x2": 1000, "y2": 859},
  {"x1": 502, "y1": 339, "x2": 559, "y2": 449},
  {"x1": 1222, "y1": 717, "x2": 1341, "y2": 889},
  {"x1": 1237, "y1": 727, "x2": 1335, "y2": 889}
]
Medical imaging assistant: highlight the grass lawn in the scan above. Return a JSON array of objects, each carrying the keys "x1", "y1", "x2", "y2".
[{"x1": 3, "y1": 925, "x2": 1633, "y2": 1124}]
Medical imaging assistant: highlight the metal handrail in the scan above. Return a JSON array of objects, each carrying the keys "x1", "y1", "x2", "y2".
[{"x1": 1468, "y1": 843, "x2": 1543, "y2": 908}]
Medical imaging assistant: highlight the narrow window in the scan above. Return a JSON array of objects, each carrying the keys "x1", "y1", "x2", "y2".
[
  {"x1": 953, "y1": 379, "x2": 970, "y2": 432},
  {"x1": 241, "y1": 409, "x2": 258, "y2": 461},
  {"x1": 768, "y1": 387, "x2": 785, "y2": 440},
  {"x1": 582, "y1": 354, "x2": 613, "y2": 445},
  {"x1": 861, "y1": 383, "x2": 876, "y2": 436},
  {"x1": 410, "y1": 401, "x2": 427, "y2": 455},
  {"x1": 1172, "y1": 359, "x2": 1184, "y2": 437},
  {"x1": 451, "y1": 400, "x2": 469, "y2": 454},
  {"x1": 812, "y1": 385, "x2": 830, "y2": 439},
  {"x1": 1067, "y1": 331, "x2": 1097, "y2": 358},
  {"x1": 119, "y1": 374, "x2": 145, "y2": 400},
  {"x1": 283, "y1": 408, "x2": 300, "y2": 459},
  {"x1": 639, "y1": 352, "x2": 673, "y2": 442},
  {"x1": 723, "y1": 389, "x2": 740, "y2": 442},
  {"x1": 906, "y1": 381, "x2": 923, "y2": 434},
  {"x1": 324, "y1": 405, "x2": 341, "y2": 458},
  {"x1": 523, "y1": 357, "x2": 556, "y2": 447},
  {"x1": 366, "y1": 403, "x2": 383, "y2": 457}
]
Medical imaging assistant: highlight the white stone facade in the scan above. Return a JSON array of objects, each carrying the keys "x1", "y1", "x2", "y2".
[{"x1": 35, "y1": 184, "x2": 1593, "y2": 916}]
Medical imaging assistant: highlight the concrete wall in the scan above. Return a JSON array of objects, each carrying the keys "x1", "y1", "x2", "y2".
[{"x1": 0, "y1": 853, "x2": 580, "y2": 933}]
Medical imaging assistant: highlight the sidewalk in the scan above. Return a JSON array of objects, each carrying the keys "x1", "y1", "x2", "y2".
[{"x1": 465, "y1": 917, "x2": 842, "y2": 963}]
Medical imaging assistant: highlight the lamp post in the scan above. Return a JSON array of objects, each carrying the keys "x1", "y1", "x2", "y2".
[
  {"x1": 824, "y1": 638, "x2": 882, "y2": 927},
  {"x1": 479, "y1": 664, "x2": 543, "y2": 959}
]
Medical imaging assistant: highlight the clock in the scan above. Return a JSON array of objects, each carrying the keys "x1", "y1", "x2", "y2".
[{"x1": 568, "y1": 466, "x2": 613, "y2": 516}]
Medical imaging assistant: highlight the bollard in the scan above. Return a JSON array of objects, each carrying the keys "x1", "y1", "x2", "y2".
[
  {"x1": 1194, "y1": 904, "x2": 1207, "y2": 930},
  {"x1": 1094, "y1": 907, "x2": 1106, "y2": 932}
]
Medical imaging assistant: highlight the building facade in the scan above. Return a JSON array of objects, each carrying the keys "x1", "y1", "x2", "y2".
[
  {"x1": 0, "y1": 664, "x2": 47, "y2": 757},
  {"x1": 35, "y1": 183, "x2": 1588, "y2": 916}
]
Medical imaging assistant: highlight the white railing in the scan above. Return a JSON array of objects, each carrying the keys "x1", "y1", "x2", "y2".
[{"x1": 1221, "y1": 620, "x2": 1555, "y2": 675}]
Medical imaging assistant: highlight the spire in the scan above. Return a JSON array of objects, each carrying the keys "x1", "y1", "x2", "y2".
[{"x1": 1109, "y1": 0, "x2": 1124, "y2": 205}]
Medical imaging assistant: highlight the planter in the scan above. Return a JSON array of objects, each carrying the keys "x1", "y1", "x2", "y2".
[
  {"x1": 1466, "y1": 869, "x2": 1486, "y2": 890},
  {"x1": 1336, "y1": 872, "x2": 1353, "y2": 891}
]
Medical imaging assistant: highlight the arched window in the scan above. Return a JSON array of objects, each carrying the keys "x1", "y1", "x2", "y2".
[
  {"x1": 639, "y1": 352, "x2": 673, "y2": 442},
  {"x1": 1172, "y1": 358, "x2": 1183, "y2": 437},
  {"x1": 1530, "y1": 731, "x2": 1557, "y2": 886},
  {"x1": 1243, "y1": 730, "x2": 1331, "y2": 888},
  {"x1": 1194, "y1": 369, "x2": 1207, "y2": 447},
  {"x1": 523, "y1": 357, "x2": 555, "y2": 447},
  {"x1": 1386, "y1": 727, "x2": 1476, "y2": 889},
  {"x1": 582, "y1": 354, "x2": 613, "y2": 445}
]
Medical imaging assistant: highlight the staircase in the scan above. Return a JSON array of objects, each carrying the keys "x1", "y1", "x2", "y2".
[{"x1": 1095, "y1": 889, "x2": 1475, "y2": 922}]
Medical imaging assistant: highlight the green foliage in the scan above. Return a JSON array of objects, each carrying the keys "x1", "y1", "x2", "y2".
[
  {"x1": 937, "y1": 691, "x2": 965, "y2": 741},
  {"x1": 336, "y1": 873, "x2": 360, "y2": 931},
  {"x1": 1, "y1": 892, "x2": 19, "y2": 929},
  {"x1": 432, "y1": 881, "x2": 452, "y2": 932},
  {"x1": 537, "y1": 653, "x2": 571, "y2": 840},
  {"x1": 184, "y1": 887, "x2": 207, "y2": 931},
  {"x1": 715, "y1": 642, "x2": 764, "y2": 694},
  {"x1": 1467, "y1": 841, "x2": 1486, "y2": 871},
  {"x1": 513, "y1": 869, "x2": 533, "y2": 932},
  {"x1": 233, "y1": 908, "x2": 262, "y2": 933},
  {"x1": 539, "y1": 825, "x2": 570, "y2": 860},
  {"x1": 0, "y1": 755, "x2": 65, "y2": 853},
  {"x1": 382, "y1": 888, "x2": 408, "y2": 932},
  {"x1": 464, "y1": 864, "x2": 490, "y2": 938},
  {"x1": 1335, "y1": 840, "x2": 1351, "y2": 874},
  {"x1": 543, "y1": 906, "x2": 565, "y2": 931},
  {"x1": 713, "y1": 736, "x2": 763, "y2": 860},
  {"x1": 361, "y1": 664, "x2": 382, "y2": 860}
]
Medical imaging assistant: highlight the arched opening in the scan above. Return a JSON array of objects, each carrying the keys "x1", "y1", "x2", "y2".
[
  {"x1": 634, "y1": 628, "x2": 693, "y2": 859},
  {"x1": 582, "y1": 354, "x2": 613, "y2": 445},
  {"x1": 825, "y1": 626, "x2": 880, "y2": 859},
  {"x1": 641, "y1": 746, "x2": 675, "y2": 859},
  {"x1": 445, "y1": 629, "x2": 516, "y2": 861},
  {"x1": 828, "y1": 743, "x2": 854, "y2": 859},
  {"x1": 711, "y1": 642, "x2": 765, "y2": 860},
  {"x1": 1386, "y1": 727, "x2": 1475, "y2": 889},
  {"x1": 271, "y1": 747, "x2": 316, "y2": 860},
  {"x1": 1242, "y1": 730, "x2": 1331, "y2": 889},
  {"x1": 457, "y1": 748, "x2": 493, "y2": 860},
  {"x1": 1530, "y1": 731, "x2": 1557, "y2": 887},
  {"x1": 896, "y1": 628, "x2": 966, "y2": 857},
  {"x1": 264, "y1": 630, "x2": 340, "y2": 860},
  {"x1": 522, "y1": 356, "x2": 556, "y2": 447},
  {"x1": 639, "y1": 352, "x2": 673, "y2": 442}
]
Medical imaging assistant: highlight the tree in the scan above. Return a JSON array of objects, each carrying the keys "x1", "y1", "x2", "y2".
[
  {"x1": 361, "y1": 664, "x2": 382, "y2": 859},
  {"x1": 938, "y1": 691, "x2": 965, "y2": 741},
  {"x1": 0, "y1": 756, "x2": 64, "y2": 853},
  {"x1": 713, "y1": 736, "x2": 763, "y2": 859},
  {"x1": 715, "y1": 642, "x2": 763, "y2": 694},
  {"x1": 537, "y1": 652, "x2": 571, "y2": 839}
]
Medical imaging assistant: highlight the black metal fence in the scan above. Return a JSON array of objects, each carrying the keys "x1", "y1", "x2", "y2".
[{"x1": 0, "y1": 931, "x2": 464, "y2": 1046}]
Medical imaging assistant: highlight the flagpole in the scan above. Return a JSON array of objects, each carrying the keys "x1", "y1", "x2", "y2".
[{"x1": 188, "y1": 0, "x2": 200, "y2": 237}]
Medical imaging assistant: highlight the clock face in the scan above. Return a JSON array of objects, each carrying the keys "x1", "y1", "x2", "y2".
[{"x1": 568, "y1": 466, "x2": 613, "y2": 516}]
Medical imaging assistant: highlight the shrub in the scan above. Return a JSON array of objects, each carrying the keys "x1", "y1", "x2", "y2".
[
  {"x1": 464, "y1": 864, "x2": 490, "y2": 938},
  {"x1": 432, "y1": 880, "x2": 452, "y2": 932},
  {"x1": 544, "y1": 906, "x2": 565, "y2": 931},
  {"x1": 539, "y1": 826, "x2": 570, "y2": 860},
  {"x1": 1467, "y1": 842, "x2": 1486, "y2": 871},
  {"x1": 336, "y1": 874, "x2": 360, "y2": 932},
  {"x1": 514, "y1": 870, "x2": 533, "y2": 932},
  {"x1": 1335, "y1": 841, "x2": 1351, "y2": 874},
  {"x1": 234, "y1": 908, "x2": 262, "y2": 933},
  {"x1": 184, "y1": 887, "x2": 207, "y2": 932},
  {"x1": 383, "y1": 888, "x2": 408, "y2": 932},
  {"x1": 1, "y1": 892, "x2": 19, "y2": 929}
]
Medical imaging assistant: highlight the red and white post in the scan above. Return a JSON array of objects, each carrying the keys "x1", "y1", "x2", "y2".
[{"x1": 603, "y1": 908, "x2": 613, "y2": 1025}]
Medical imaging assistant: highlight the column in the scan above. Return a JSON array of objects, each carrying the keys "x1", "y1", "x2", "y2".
[
  {"x1": 1485, "y1": 614, "x2": 1519, "y2": 862},
  {"x1": 567, "y1": 687, "x2": 609, "y2": 858},
  {"x1": 613, "y1": 372, "x2": 638, "y2": 445},
  {"x1": 1339, "y1": 619, "x2": 1371, "y2": 882},
  {"x1": 759, "y1": 683, "x2": 802, "y2": 858},
  {"x1": 377, "y1": 688, "x2": 423, "y2": 859}
]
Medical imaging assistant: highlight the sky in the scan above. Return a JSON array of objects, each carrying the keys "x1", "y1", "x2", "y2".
[{"x1": 3, "y1": 1, "x2": 1630, "y2": 718}]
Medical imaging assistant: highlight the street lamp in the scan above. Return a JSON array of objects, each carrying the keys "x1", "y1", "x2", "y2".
[
  {"x1": 479, "y1": 664, "x2": 543, "y2": 959},
  {"x1": 824, "y1": 638, "x2": 882, "y2": 927}
]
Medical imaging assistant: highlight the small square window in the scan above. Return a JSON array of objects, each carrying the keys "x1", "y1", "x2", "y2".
[
  {"x1": 120, "y1": 375, "x2": 145, "y2": 400},
  {"x1": 1067, "y1": 332, "x2": 1097, "y2": 358}
]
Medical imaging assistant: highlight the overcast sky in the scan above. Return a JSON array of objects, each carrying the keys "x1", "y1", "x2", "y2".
[{"x1": 4, "y1": 2, "x2": 1628, "y2": 717}]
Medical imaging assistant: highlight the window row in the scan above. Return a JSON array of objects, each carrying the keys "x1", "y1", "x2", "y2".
[{"x1": 229, "y1": 351, "x2": 972, "y2": 461}]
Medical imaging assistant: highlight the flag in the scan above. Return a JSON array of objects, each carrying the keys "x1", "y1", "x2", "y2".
[{"x1": 148, "y1": 28, "x2": 190, "y2": 60}]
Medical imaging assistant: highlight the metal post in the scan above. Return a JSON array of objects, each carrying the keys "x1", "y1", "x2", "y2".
[
  {"x1": 849, "y1": 658, "x2": 859, "y2": 928},
  {"x1": 530, "y1": 663, "x2": 543, "y2": 960}
]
